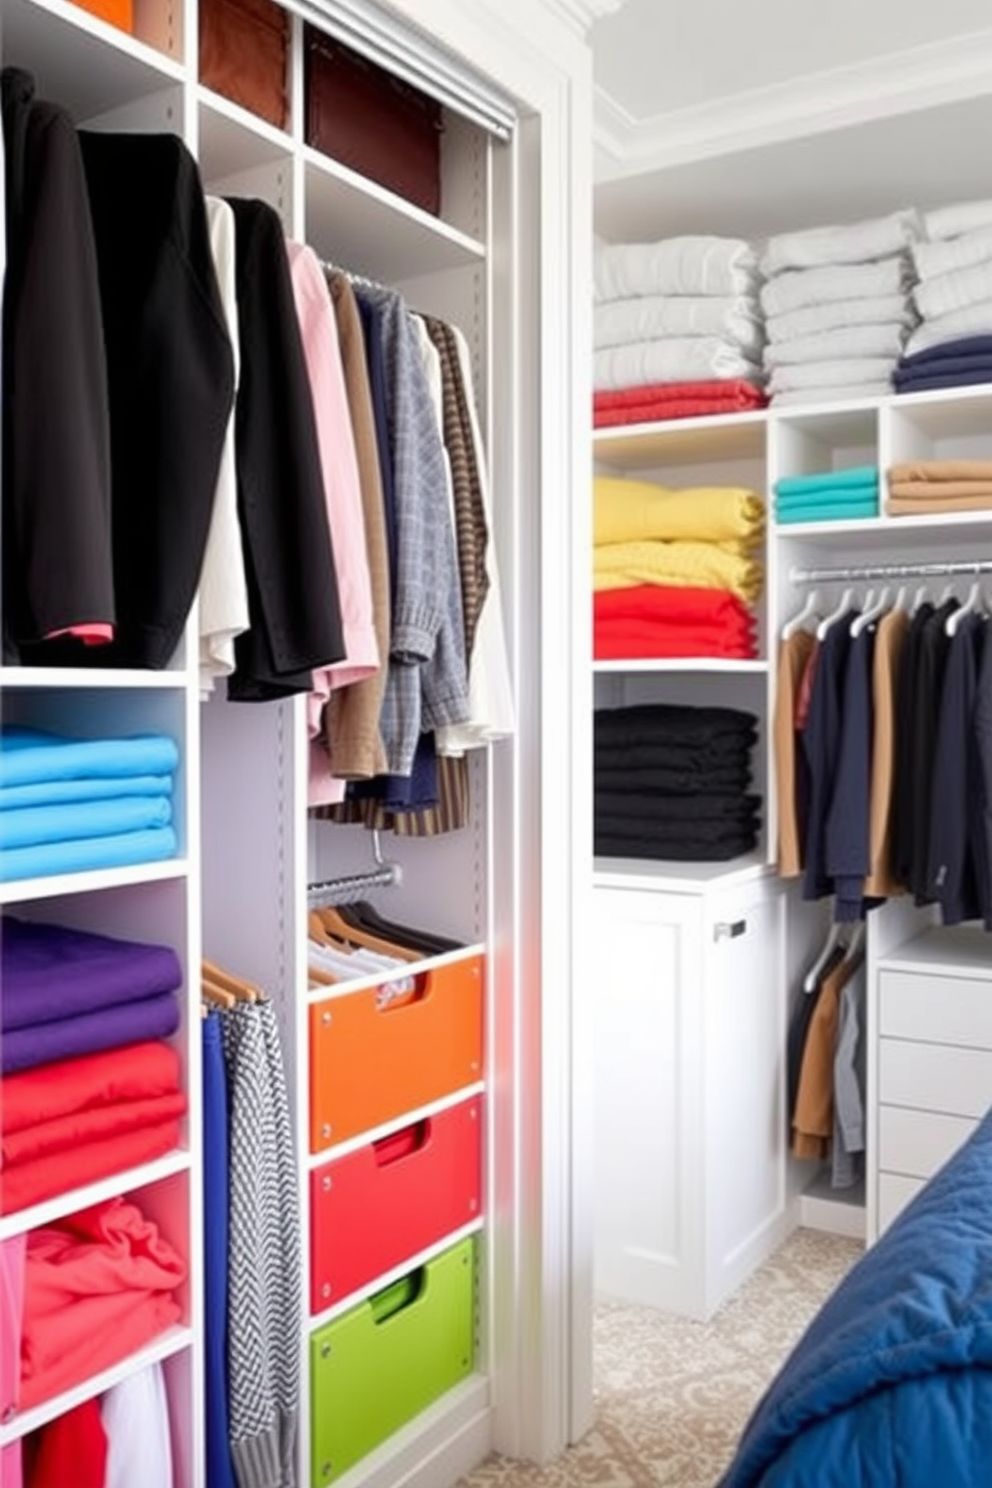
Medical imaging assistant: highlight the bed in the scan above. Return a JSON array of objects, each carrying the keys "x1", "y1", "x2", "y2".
[{"x1": 717, "y1": 1108, "x2": 992, "y2": 1487}]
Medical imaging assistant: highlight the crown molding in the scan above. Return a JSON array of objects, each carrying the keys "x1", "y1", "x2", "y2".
[
  {"x1": 538, "y1": 0, "x2": 625, "y2": 39},
  {"x1": 594, "y1": 27, "x2": 992, "y2": 179}
]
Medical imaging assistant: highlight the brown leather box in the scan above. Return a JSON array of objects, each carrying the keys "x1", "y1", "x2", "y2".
[
  {"x1": 199, "y1": 0, "x2": 289, "y2": 131},
  {"x1": 304, "y1": 25, "x2": 443, "y2": 216}
]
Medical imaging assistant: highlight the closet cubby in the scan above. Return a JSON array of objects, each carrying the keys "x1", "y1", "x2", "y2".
[
  {"x1": 197, "y1": 88, "x2": 295, "y2": 178},
  {"x1": 5, "y1": 0, "x2": 185, "y2": 111},
  {"x1": 773, "y1": 405, "x2": 877, "y2": 479}
]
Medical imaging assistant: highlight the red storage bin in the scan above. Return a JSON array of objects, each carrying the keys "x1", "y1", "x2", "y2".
[
  {"x1": 309, "y1": 1095, "x2": 482, "y2": 1311},
  {"x1": 309, "y1": 954, "x2": 483, "y2": 1152}
]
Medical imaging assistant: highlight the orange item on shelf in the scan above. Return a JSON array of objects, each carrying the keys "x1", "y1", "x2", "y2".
[
  {"x1": 309, "y1": 954, "x2": 484, "y2": 1151},
  {"x1": 72, "y1": 0, "x2": 135, "y2": 33}
]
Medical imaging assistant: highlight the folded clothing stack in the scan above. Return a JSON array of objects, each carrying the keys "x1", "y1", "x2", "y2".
[
  {"x1": 593, "y1": 236, "x2": 766, "y2": 427},
  {"x1": 760, "y1": 210, "x2": 920, "y2": 406},
  {"x1": 593, "y1": 477, "x2": 764, "y2": 657},
  {"x1": 774, "y1": 465, "x2": 880, "y2": 524},
  {"x1": 0, "y1": 729, "x2": 180, "y2": 881},
  {"x1": 17, "y1": 1197, "x2": 185, "y2": 1411},
  {"x1": 0, "y1": 916, "x2": 182, "y2": 1074},
  {"x1": 2, "y1": 1043, "x2": 187, "y2": 1215},
  {"x1": 886, "y1": 459, "x2": 992, "y2": 515},
  {"x1": 594, "y1": 704, "x2": 761, "y2": 861},
  {"x1": 896, "y1": 199, "x2": 992, "y2": 387}
]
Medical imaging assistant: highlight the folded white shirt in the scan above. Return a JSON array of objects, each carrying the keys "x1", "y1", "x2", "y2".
[
  {"x1": 769, "y1": 357, "x2": 895, "y2": 394},
  {"x1": 913, "y1": 225, "x2": 992, "y2": 283},
  {"x1": 767, "y1": 294, "x2": 914, "y2": 344},
  {"x1": 594, "y1": 293, "x2": 762, "y2": 353},
  {"x1": 761, "y1": 209, "x2": 919, "y2": 277},
  {"x1": 594, "y1": 336, "x2": 762, "y2": 392},
  {"x1": 771, "y1": 382, "x2": 892, "y2": 408},
  {"x1": 764, "y1": 321, "x2": 909, "y2": 369},
  {"x1": 904, "y1": 299, "x2": 992, "y2": 357},
  {"x1": 925, "y1": 199, "x2": 992, "y2": 243},
  {"x1": 914, "y1": 260, "x2": 992, "y2": 321},
  {"x1": 595, "y1": 236, "x2": 757, "y2": 302},
  {"x1": 761, "y1": 257, "x2": 910, "y2": 317}
]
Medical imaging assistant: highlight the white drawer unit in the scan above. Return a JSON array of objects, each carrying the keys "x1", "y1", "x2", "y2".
[
  {"x1": 878, "y1": 1106, "x2": 977, "y2": 1181},
  {"x1": 877, "y1": 1173, "x2": 926, "y2": 1235},
  {"x1": 878, "y1": 1039, "x2": 992, "y2": 1119},
  {"x1": 879, "y1": 970, "x2": 992, "y2": 1051}
]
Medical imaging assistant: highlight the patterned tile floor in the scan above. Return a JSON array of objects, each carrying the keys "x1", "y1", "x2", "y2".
[{"x1": 458, "y1": 1228, "x2": 862, "y2": 1488}]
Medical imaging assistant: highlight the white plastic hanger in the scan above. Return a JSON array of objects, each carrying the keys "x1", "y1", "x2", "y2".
[
  {"x1": 816, "y1": 587, "x2": 856, "y2": 641},
  {"x1": 912, "y1": 584, "x2": 929, "y2": 613},
  {"x1": 803, "y1": 923, "x2": 843, "y2": 993},
  {"x1": 893, "y1": 585, "x2": 909, "y2": 612},
  {"x1": 782, "y1": 588, "x2": 820, "y2": 641},
  {"x1": 946, "y1": 581, "x2": 986, "y2": 636},
  {"x1": 851, "y1": 586, "x2": 891, "y2": 638}
]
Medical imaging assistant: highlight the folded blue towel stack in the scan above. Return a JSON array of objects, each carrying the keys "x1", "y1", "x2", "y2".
[{"x1": 774, "y1": 464, "x2": 880, "y2": 524}]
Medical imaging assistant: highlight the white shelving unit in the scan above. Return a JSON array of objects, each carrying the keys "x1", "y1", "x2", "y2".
[
  {"x1": 590, "y1": 380, "x2": 992, "y2": 1298},
  {"x1": 0, "y1": 0, "x2": 594, "y2": 1482}
]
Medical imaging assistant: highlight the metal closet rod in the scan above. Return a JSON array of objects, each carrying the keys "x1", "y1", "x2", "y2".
[{"x1": 789, "y1": 558, "x2": 992, "y2": 584}]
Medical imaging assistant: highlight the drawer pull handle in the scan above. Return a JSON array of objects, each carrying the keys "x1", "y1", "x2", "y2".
[
  {"x1": 713, "y1": 919, "x2": 747, "y2": 941},
  {"x1": 376, "y1": 974, "x2": 429, "y2": 1011},
  {"x1": 370, "y1": 1266, "x2": 425, "y2": 1323},
  {"x1": 374, "y1": 1118, "x2": 430, "y2": 1167}
]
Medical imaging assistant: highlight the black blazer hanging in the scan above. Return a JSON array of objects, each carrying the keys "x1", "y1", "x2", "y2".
[
  {"x1": 225, "y1": 197, "x2": 344, "y2": 701},
  {"x1": 1, "y1": 68, "x2": 114, "y2": 662},
  {"x1": 78, "y1": 130, "x2": 235, "y2": 670}
]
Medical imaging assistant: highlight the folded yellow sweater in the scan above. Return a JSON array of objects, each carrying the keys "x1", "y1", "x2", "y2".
[
  {"x1": 594, "y1": 476, "x2": 765, "y2": 548},
  {"x1": 593, "y1": 541, "x2": 764, "y2": 603}
]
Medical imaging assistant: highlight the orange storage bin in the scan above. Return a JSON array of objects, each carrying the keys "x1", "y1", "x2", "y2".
[
  {"x1": 309, "y1": 955, "x2": 483, "y2": 1151},
  {"x1": 72, "y1": 0, "x2": 134, "y2": 31}
]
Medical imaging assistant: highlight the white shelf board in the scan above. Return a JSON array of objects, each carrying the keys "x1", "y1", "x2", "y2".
[
  {"x1": 198, "y1": 87, "x2": 295, "y2": 179},
  {"x1": 593, "y1": 849, "x2": 772, "y2": 894},
  {"x1": 309, "y1": 1219, "x2": 484, "y2": 1329},
  {"x1": 303, "y1": 147, "x2": 485, "y2": 283},
  {"x1": 890, "y1": 384, "x2": 992, "y2": 438},
  {"x1": 0, "y1": 666, "x2": 188, "y2": 690},
  {"x1": 593, "y1": 410, "x2": 767, "y2": 469},
  {"x1": 0, "y1": 856, "x2": 188, "y2": 906},
  {"x1": 774, "y1": 516, "x2": 882, "y2": 539},
  {"x1": 593, "y1": 658, "x2": 767, "y2": 675},
  {"x1": 4, "y1": 0, "x2": 184, "y2": 119},
  {"x1": 798, "y1": 1172, "x2": 866, "y2": 1241},
  {"x1": 879, "y1": 925, "x2": 992, "y2": 980},
  {"x1": 0, "y1": 1325, "x2": 192, "y2": 1445},
  {"x1": 309, "y1": 1084, "x2": 485, "y2": 1166},
  {"x1": 306, "y1": 943, "x2": 485, "y2": 1004},
  {"x1": 0, "y1": 1150, "x2": 191, "y2": 1243}
]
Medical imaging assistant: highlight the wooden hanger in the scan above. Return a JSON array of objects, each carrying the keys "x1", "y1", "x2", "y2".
[
  {"x1": 202, "y1": 957, "x2": 262, "y2": 1003},
  {"x1": 312, "y1": 905, "x2": 421, "y2": 962},
  {"x1": 201, "y1": 976, "x2": 237, "y2": 1011}
]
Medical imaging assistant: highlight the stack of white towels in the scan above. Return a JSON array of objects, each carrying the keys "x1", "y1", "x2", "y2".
[
  {"x1": 593, "y1": 236, "x2": 765, "y2": 423},
  {"x1": 902, "y1": 198, "x2": 992, "y2": 359},
  {"x1": 760, "y1": 210, "x2": 920, "y2": 407}
]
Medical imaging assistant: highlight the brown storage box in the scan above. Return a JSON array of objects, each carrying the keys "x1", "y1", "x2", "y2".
[
  {"x1": 199, "y1": 0, "x2": 289, "y2": 131},
  {"x1": 304, "y1": 25, "x2": 443, "y2": 216}
]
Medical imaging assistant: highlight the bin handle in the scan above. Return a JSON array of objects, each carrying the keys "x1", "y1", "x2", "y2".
[
  {"x1": 373, "y1": 1119, "x2": 431, "y2": 1167},
  {"x1": 370, "y1": 1266, "x2": 426, "y2": 1324}
]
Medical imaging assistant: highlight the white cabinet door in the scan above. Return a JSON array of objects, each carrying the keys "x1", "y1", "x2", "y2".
[
  {"x1": 592, "y1": 888, "x2": 704, "y2": 1313},
  {"x1": 705, "y1": 888, "x2": 788, "y2": 1310}
]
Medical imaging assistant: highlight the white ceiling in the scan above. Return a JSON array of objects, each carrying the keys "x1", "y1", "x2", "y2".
[
  {"x1": 590, "y1": 0, "x2": 992, "y2": 243},
  {"x1": 592, "y1": 0, "x2": 991, "y2": 121}
]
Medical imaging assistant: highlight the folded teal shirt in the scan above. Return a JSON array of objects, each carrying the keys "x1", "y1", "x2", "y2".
[
  {"x1": 775, "y1": 464, "x2": 879, "y2": 498},
  {"x1": 0, "y1": 729, "x2": 179, "y2": 788},
  {"x1": 777, "y1": 500, "x2": 879, "y2": 524},
  {"x1": 0, "y1": 795, "x2": 173, "y2": 849},
  {"x1": 0, "y1": 826, "x2": 179, "y2": 881}
]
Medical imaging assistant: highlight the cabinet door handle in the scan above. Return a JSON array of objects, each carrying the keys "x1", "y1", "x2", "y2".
[{"x1": 713, "y1": 919, "x2": 747, "y2": 941}]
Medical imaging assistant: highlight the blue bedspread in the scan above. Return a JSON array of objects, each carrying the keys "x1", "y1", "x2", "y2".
[{"x1": 718, "y1": 1109, "x2": 992, "y2": 1488}]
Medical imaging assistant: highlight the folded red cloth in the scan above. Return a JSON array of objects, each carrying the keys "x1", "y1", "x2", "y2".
[
  {"x1": 23, "y1": 1397, "x2": 108, "y2": 1488},
  {"x1": 20, "y1": 1197, "x2": 185, "y2": 1410},
  {"x1": 594, "y1": 584, "x2": 755, "y2": 626},
  {"x1": 2, "y1": 1041, "x2": 182, "y2": 1137},
  {"x1": 594, "y1": 379, "x2": 767, "y2": 427},
  {"x1": 594, "y1": 627, "x2": 757, "y2": 660},
  {"x1": 2, "y1": 1120, "x2": 184, "y2": 1215}
]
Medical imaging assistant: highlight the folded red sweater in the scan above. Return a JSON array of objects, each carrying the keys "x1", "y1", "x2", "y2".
[
  {"x1": 3, "y1": 1120, "x2": 184, "y2": 1216},
  {"x1": 594, "y1": 584, "x2": 755, "y2": 626},
  {"x1": 594, "y1": 625, "x2": 757, "y2": 660},
  {"x1": 2, "y1": 1041, "x2": 181, "y2": 1137},
  {"x1": 20, "y1": 1198, "x2": 185, "y2": 1410},
  {"x1": 594, "y1": 379, "x2": 767, "y2": 427}
]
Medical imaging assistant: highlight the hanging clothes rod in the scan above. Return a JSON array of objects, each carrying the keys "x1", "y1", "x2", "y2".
[
  {"x1": 789, "y1": 558, "x2": 992, "y2": 585},
  {"x1": 307, "y1": 829, "x2": 402, "y2": 907}
]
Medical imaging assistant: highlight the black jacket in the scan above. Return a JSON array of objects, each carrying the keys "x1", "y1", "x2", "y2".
[
  {"x1": 1, "y1": 67, "x2": 114, "y2": 661},
  {"x1": 78, "y1": 130, "x2": 235, "y2": 669},
  {"x1": 225, "y1": 197, "x2": 344, "y2": 701}
]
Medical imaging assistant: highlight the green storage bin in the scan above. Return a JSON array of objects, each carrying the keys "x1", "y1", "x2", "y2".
[{"x1": 310, "y1": 1236, "x2": 476, "y2": 1485}]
